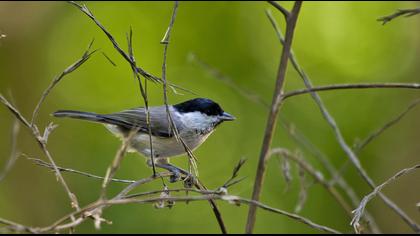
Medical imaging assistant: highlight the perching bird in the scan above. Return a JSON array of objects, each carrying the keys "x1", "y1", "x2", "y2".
[{"x1": 53, "y1": 98, "x2": 235, "y2": 182}]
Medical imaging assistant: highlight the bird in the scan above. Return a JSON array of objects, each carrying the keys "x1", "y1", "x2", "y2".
[{"x1": 53, "y1": 98, "x2": 235, "y2": 182}]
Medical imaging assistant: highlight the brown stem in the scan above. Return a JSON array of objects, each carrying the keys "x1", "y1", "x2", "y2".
[{"x1": 245, "y1": 2, "x2": 302, "y2": 233}]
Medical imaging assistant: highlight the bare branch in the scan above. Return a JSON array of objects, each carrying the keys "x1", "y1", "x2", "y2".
[
  {"x1": 106, "y1": 195, "x2": 342, "y2": 234},
  {"x1": 0, "y1": 94, "x2": 80, "y2": 211},
  {"x1": 189, "y1": 53, "x2": 269, "y2": 107},
  {"x1": 378, "y1": 8, "x2": 420, "y2": 25},
  {"x1": 31, "y1": 39, "x2": 96, "y2": 125},
  {"x1": 0, "y1": 119, "x2": 20, "y2": 183},
  {"x1": 101, "y1": 52, "x2": 117, "y2": 67},
  {"x1": 29, "y1": 158, "x2": 136, "y2": 184},
  {"x1": 351, "y1": 164, "x2": 420, "y2": 232},
  {"x1": 270, "y1": 148, "x2": 353, "y2": 217},
  {"x1": 354, "y1": 98, "x2": 420, "y2": 152},
  {"x1": 100, "y1": 129, "x2": 138, "y2": 198},
  {"x1": 246, "y1": 2, "x2": 302, "y2": 233},
  {"x1": 68, "y1": 1, "x2": 193, "y2": 94},
  {"x1": 332, "y1": 98, "x2": 420, "y2": 184},
  {"x1": 266, "y1": 10, "x2": 419, "y2": 232},
  {"x1": 0, "y1": 217, "x2": 36, "y2": 234},
  {"x1": 282, "y1": 83, "x2": 420, "y2": 100},
  {"x1": 268, "y1": 1, "x2": 290, "y2": 20}
]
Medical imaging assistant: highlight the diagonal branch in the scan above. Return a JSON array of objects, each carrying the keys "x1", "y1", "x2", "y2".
[
  {"x1": 378, "y1": 8, "x2": 420, "y2": 25},
  {"x1": 1, "y1": 95, "x2": 80, "y2": 211},
  {"x1": 29, "y1": 158, "x2": 136, "y2": 184},
  {"x1": 245, "y1": 2, "x2": 302, "y2": 233},
  {"x1": 351, "y1": 164, "x2": 420, "y2": 233},
  {"x1": 268, "y1": 1, "x2": 290, "y2": 20},
  {"x1": 31, "y1": 39, "x2": 96, "y2": 125}
]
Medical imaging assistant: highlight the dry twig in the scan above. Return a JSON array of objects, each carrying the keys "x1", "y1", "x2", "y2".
[
  {"x1": 246, "y1": 2, "x2": 302, "y2": 233},
  {"x1": 351, "y1": 164, "x2": 420, "y2": 233},
  {"x1": 378, "y1": 8, "x2": 420, "y2": 25},
  {"x1": 0, "y1": 119, "x2": 20, "y2": 182}
]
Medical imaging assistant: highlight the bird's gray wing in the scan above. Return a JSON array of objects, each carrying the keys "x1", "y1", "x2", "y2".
[{"x1": 102, "y1": 106, "x2": 174, "y2": 138}]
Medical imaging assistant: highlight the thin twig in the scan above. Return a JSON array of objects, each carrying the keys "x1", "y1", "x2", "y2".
[
  {"x1": 354, "y1": 98, "x2": 420, "y2": 152},
  {"x1": 281, "y1": 121, "x2": 381, "y2": 233},
  {"x1": 0, "y1": 217, "x2": 37, "y2": 234},
  {"x1": 332, "y1": 98, "x2": 420, "y2": 183},
  {"x1": 378, "y1": 8, "x2": 420, "y2": 25},
  {"x1": 0, "y1": 94, "x2": 80, "y2": 211},
  {"x1": 100, "y1": 129, "x2": 138, "y2": 198},
  {"x1": 28, "y1": 158, "x2": 136, "y2": 184},
  {"x1": 68, "y1": 1, "x2": 193, "y2": 95},
  {"x1": 105, "y1": 195, "x2": 342, "y2": 234},
  {"x1": 246, "y1": 2, "x2": 302, "y2": 233},
  {"x1": 41, "y1": 192, "x2": 341, "y2": 234},
  {"x1": 101, "y1": 52, "x2": 117, "y2": 66},
  {"x1": 268, "y1": 1, "x2": 290, "y2": 20},
  {"x1": 161, "y1": 2, "x2": 199, "y2": 177},
  {"x1": 31, "y1": 39, "x2": 96, "y2": 125},
  {"x1": 160, "y1": 2, "x2": 225, "y2": 233},
  {"x1": 270, "y1": 148, "x2": 353, "y2": 217},
  {"x1": 189, "y1": 53, "x2": 269, "y2": 108},
  {"x1": 351, "y1": 164, "x2": 420, "y2": 233},
  {"x1": 282, "y1": 83, "x2": 420, "y2": 100},
  {"x1": 0, "y1": 119, "x2": 20, "y2": 182}
]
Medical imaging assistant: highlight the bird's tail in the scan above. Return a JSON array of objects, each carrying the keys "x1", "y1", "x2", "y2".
[{"x1": 52, "y1": 110, "x2": 105, "y2": 123}]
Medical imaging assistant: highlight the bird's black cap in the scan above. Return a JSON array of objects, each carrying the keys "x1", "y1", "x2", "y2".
[{"x1": 173, "y1": 98, "x2": 224, "y2": 117}]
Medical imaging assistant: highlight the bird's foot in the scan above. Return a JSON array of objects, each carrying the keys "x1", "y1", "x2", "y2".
[{"x1": 182, "y1": 174, "x2": 196, "y2": 188}]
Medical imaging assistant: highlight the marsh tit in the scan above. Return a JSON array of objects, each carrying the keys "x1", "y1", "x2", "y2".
[{"x1": 53, "y1": 98, "x2": 235, "y2": 182}]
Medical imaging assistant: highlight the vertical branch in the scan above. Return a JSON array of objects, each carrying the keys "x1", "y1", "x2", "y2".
[
  {"x1": 266, "y1": 6, "x2": 419, "y2": 233},
  {"x1": 245, "y1": 2, "x2": 302, "y2": 233},
  {"x1": 266, "y1": 9, "x2": 381, "y2": 233},
  {"x1": 160, "y1": 2, "x2": 226, "y2": 233}
]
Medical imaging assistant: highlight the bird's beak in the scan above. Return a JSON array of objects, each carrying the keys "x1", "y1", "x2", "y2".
[{"x1": 220, "y1": 112, "x2": 236, "y2": 121}]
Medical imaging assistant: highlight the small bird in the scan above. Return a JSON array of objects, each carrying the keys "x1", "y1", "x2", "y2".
[{"x1": 53, "y1": 98, "x2": 235, "y2": 182}]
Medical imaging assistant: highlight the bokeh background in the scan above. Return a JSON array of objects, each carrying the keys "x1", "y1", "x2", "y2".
[{"x1": 1, "y1": 1, "x2": 419, "y2": 234}]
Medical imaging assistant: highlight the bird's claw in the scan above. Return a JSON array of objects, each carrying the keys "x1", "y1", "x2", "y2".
[{"x1": 182, "y1": 174, "x2": 196, "y2": 188}]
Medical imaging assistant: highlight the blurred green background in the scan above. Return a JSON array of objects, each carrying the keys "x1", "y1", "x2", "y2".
[{"x1": 1, "y1": 1, "x2": 419, "y2": 234}]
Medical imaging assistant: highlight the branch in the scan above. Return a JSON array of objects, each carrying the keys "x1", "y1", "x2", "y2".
[
  {"x1": 100, "y1": 130, "x2": 138, "y2": 198},
  {"x1": 351, "y1": 164, "x2": 420, "y2": 233},
  {"x1": 28, "y1": 158, "x2": 136, "y2": 184},
  {"x1": 282, "y1": 83, "x2": 420, "y2": 100},
  {"x1": 332, "y1": 98, "x2": 420, "y2": 183},
  {"x1": 0, "y1": 217, "x2": 36, "y2": 234},
  {"x1": 270, "y1": 148, "x2": 353, "y2": 217},
  {"x1": 0, "y1": 94, "x2": 80, "y2": 211},
  {"x1": 354, "y1": 98, "x2": 420, "y2": 152},
  {"x1": 245, "y1": 2, "x2": 302, "y2": 233},
  {"x1": 266, "y1": 9, "x2": 418, "y2": 232},
  {"x1": 268, "y1": 1, "x2": 290, "y2": 20},
  {"x1": 68, "y1": 1, "x2": 193, "y2": 95},
  {"x1": 106, "y1": 195, "x2": 342, "y2": 234},
  {"x1": 378, "y1": 8, "x2": 420, "y2": 25},
  {"x1": 0, "y1": 118, "x2": 20, "y2": 182},
  {"x1": 31, "y1": 39, "x2": 96, "y2": 125},
  {"x1": 42, "y1": 192, "x2": 342, "y2": 234}
]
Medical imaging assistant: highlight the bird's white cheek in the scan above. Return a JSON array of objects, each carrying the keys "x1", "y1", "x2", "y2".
[{"x1": 179, "y1": 112, "x2": 217, "y2": 130}]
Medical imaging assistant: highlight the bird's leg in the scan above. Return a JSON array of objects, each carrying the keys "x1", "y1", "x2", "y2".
[{"x1": 147, "y1": 158, "x2": 191, "y2": 183}]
